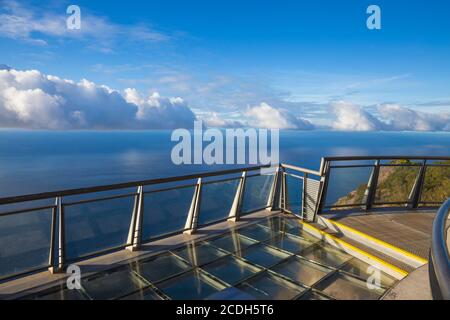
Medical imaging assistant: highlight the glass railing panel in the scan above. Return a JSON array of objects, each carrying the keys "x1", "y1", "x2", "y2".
[
  {"x1": 141, "y1": 186, "x2": 195, "y2": 241},
  {"x1": 240, "y1": 174, "x2": 274, "y2": 214},
  {"x1": 0, "y1": 208, "x2": 52, "y2": 279},
  {"x1": 236, "y1": 271, "x2": 305, "y2": 300},
  {"x1": 314, "y1": 272, "x2": 385, "y2": 300},
  {"x1": 64, "y1": 196, "x2": 134, "y2": 261},
  {"x1": 374, "y1": 165, "x2": 420, "y2": 205},
  {"x1": 198, "y1": 179, "x2": 239, "y2": 226},
  {"x1": 420, "y1": 163, "x2": 450, "y2": 203},
  {"x1": 285, "y1": 174, "x2": 303, "y2": 215},
  {"x1": 325, "y1": 167, "x2": 373, "y2": 207}
]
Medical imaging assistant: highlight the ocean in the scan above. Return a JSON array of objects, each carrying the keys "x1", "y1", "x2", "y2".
[{"x1": 0, "y1": 130, "x2": 449, "y2": 197}]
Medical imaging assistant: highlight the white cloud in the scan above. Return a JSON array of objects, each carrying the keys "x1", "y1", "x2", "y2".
[
  {"x1": 201, "y1": 112, "x2": 244, "y2": 128},
  {"x1": 0, "y1": 68, "x2": 196, "y2": 129},
  {"x1": 245, "y1": 102, "x2": 314, "y2": 130},
  {"x1": 331, "y1": 101, "x2": 385, "y2": 131},
  {"x1": 0, "y1": 0, "x2": 168, "y2": 47}
]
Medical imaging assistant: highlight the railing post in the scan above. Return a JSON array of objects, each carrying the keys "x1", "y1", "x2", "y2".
[
  {"x1": 302, "y1": 172, "x2": 308, "y2": 219},
  {"x1": 364, "y1": 160, "x2": 380, "y2": 211},
  {"x1": 266, "y1": 166, "x2": 280, "y2": 211},
  {"x1": 127, "y1": 186, "x2": 144, "y2": 251},
  {"x1": 408, "y1": 160, "x2": 427, "y2": 209},
  {"x1": 228, "y1": 172, "x2": 246, "y2": 222},
  {"x1": 48, "y1": 198, "x2": 58, "y2": 273},
  {"x1": 317, "y1": 159, "x2": 330, "y2": 213},
  {"x1": 184, "y1": 178, "x2": 202, "y2": 234}
]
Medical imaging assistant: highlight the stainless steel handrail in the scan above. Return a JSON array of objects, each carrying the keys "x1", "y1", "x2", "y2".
[{"x1": 429, "y1": 198, "x2": 450, "y2": 300}]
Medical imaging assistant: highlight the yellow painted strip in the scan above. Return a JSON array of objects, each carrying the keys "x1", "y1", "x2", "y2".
[
  {"x1": 298, "y1": 221, "x2": 409, "y2": 278},
  {"x1": 329, "y1": 219, "x2": 428, "y2": 265}
]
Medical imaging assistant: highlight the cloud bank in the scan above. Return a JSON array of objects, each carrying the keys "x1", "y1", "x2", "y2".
[{"x1": 0, "y1": 68, "x2": 196, "y2": 129}]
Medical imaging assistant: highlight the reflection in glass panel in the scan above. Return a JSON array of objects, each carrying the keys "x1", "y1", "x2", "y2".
[
  {"x1": 236, "y1": 224, "x2": 276, "y2": 242},
  {"x1": 237, "y1": 243, "x2": 290, "y2": 268},
  {"x1": 325, "y1": 167, "x2": 373, "y2": 207},
  {"x1": 284, "y1": 226, "x2": 321, "y2": 243},
  {"x1": 172, "y1": 242, "x2": 228, "y2": 266},
  {"x1": 24, "y1": 284, "x2": 87, "y2": 300},
  {"x1": 198, "y1": 179, "x2": 239, "y2": 226},
  {"x1": 202, "y1": 256, "x2": 261, "y2": 285},
  {"x1": 64, "y1": 196, "x2": 134, "y2": 260},
  {"x1": 133, "y1": 253, "x2": 191, "y2": 284},
  {"x1": 82, "y1": 266, "x2": 146, "y2": 300},
  {"x1": 340, "y1": 259, "x2": 397, "y2": 287},
  {"x1": 158, "y1": 270, "x2": 226, "y2": 300},
  {"x1": 241, "y1": 174, "x2": 274, "y2": 214},
  {"x1": 297, "y1": 290, "x2": 331, "y2": 300},
  {"x1": 301, "y1": 244, "x2": 352, "y2": 268},
  {"x1": 237, "y1": 271, "x2": 305, "y2": 300},
  {"x1": 272, "y1": 256, "x2": 332, "y2": 286},
  {"x1": 257, "y1": 216, "x2": 297, "y2": 233},
  {"x1": 0, "y1": 209, "x2": 52, "y2": 278},
  {"x1": 420, "y1": 163, "x2": 450, "y2": 203},
  {"x1": 120, "y1": 287, "x2": 164, "y2": 300},
  {"x1": 375, "y1": 165, "x2": 420, "y2": 204},
  {"x1": 207, "y1": 233, "x2": 258, "y2": 253},
  {"x1": 285, "y1": 175, "x2": 303, "y2": 214},
  {"x1": 142, "y1": 187, "x2": 195, "y2": 240},
  {"x1": 314, "y1": 272, "x2": 385, "y2": 300},
  {"x1": 265, "y1": 233, "x2": 314, "y2": 254}
]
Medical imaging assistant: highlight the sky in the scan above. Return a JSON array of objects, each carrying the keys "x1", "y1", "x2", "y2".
[{"x1": 0, "y1": 0, "x2": 449, "y2": 130}]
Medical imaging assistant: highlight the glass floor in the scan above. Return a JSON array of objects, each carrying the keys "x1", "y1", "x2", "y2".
[{"x1": 22, "y1": 215, "x2": 398, "y2": 300}]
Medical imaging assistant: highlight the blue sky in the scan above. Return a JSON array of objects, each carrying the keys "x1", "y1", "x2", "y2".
[{"x1": 0, "y1": 0, "x2": 449, "y2": 130}]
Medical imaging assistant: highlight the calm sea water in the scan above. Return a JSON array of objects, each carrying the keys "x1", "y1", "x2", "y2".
[{"x1": 0, "y1": 130, "x2": 449, "y2": 197}]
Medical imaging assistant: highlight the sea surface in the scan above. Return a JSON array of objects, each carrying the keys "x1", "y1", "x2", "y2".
[{"x1": 0, "y1": 130, "x2": 449, "y2": 197}]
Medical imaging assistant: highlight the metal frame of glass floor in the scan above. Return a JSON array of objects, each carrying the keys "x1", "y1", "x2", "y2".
[{"x1": 20, "y1": 213, "x2": 399, "y2": 300}]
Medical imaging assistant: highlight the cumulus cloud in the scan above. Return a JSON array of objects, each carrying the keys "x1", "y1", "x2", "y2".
[
  {"x1": 331, "y1": 101, "x2": 450, "y2": 132},
  {"x1": 0, "y1": 68, "x2": 196, "y2": 129},
  {"x1": 245, "y1": 102, "x2": 314, "y2": 130},
  {"x1": 202, "y1": 112, "x2": 244, "y2": 128},
  {"x1": 331, "y1": 101, "x2": 385, "y2": 131}
]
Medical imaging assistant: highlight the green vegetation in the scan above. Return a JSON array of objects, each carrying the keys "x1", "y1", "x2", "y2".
[{"x1": 334, "y1": 160, "x2": 450, "y2": 207}]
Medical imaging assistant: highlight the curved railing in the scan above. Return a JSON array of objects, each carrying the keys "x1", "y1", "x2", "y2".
[{"x1": 429, "y1": 198, "x2": 450, "y2": 300}]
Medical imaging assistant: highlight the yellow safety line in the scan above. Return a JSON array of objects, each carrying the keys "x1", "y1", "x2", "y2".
[
  {"x1": 298, "y1": 221, "x2": 409, "y2": 278},
  {"x1": 328, "y1": 219, "x2": 428, "y2": 265}
]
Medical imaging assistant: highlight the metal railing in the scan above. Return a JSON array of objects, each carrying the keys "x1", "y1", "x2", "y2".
[
  {"x1": 318, "y1": 156, "x2": 450, "y2": 212},
  {"x1": 429, "y1": 198, "x2": 450, "y2": 300},
  {"x1": 0, "y1": 164, "x2": 279, "y2": 282}
]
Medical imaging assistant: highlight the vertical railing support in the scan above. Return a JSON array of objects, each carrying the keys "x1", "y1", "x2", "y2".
[
  {"x1": 266, "y1": 166, "x2": 280, "y2": 211},
  {"x1": 184, "y1": 178, "x2": 202, "y2": 234},
  {"x1": 228, "y1": 172, "x2": 246, "y2": 222},
  {"x1": 317, "y1": 159, "x2": 330, "y2": 213},
  {"x1": 302, "y1": 172, "x2": 308, "y2": 219},
  {"x1": 127, "y1": 186, "x2": 144, "y2": 251},
  {"x1": 364, "y1": 160, "x2": 380, "y2": 211},
  {"x1": 49, "y1": 196, "x2": 65, "y2": 273},
  {"x1": 409, "y1": 160, "x2": 427, "y2": 209}
]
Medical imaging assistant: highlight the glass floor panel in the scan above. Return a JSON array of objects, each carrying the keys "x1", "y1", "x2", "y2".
[
  {"x1": 236, "y1": 271, "x2": 306, "y2": 300},
  {"x1": 23, "y1": 284, "x2": 88, "y2": 300},
  {"x1": 235, "y1": 224, "x2": 278, "y2": 242},
  {"x1": 120, "y1": 287, "x2": 164, "y2": 300},
  {"x1": 272, "y1": 256, "x2": 333, "y2": 287},
  {"x1": 157, "y1": 269, "x2": 226, "y2": 300},
  {"x1": 82, "y1": 266, "x2": 147, "y2": 300},
  {"x1": 132, "y1": 252, "x2": 192, "y2": 283},
  {"x1": 236, "y1": 243, "x2": 291, "y2": 268},
  {"x1": 202, "y1": 255, "x2": 262, "y2": 285},
  {"x1": 257, "y1": 216, "x2": 297, "y2": 233},
  {"x1": 340, "y1": 259, "x2": 397, "y2": 288},
  {"x1": 265, "y1": 233, "x2": 315, "y2": 254},
  {"x1": 206, "y1": 233, "x2": 258, "y2": 253},
  {"x1": 171, "y1": 242, "x2": 228, "y2": 266},
  {"x1": 297, "y1": 290, "x2": 332, "y2": 300},
  {"x1": 301, "y1": 244, "x2": 352, "y2": 268},
  {"x1": 284, "y1": 226, "x2": 321, "y2": 243},
  {"x1": 314, "y1": 272, "x2": 386, "y2": 300}
]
